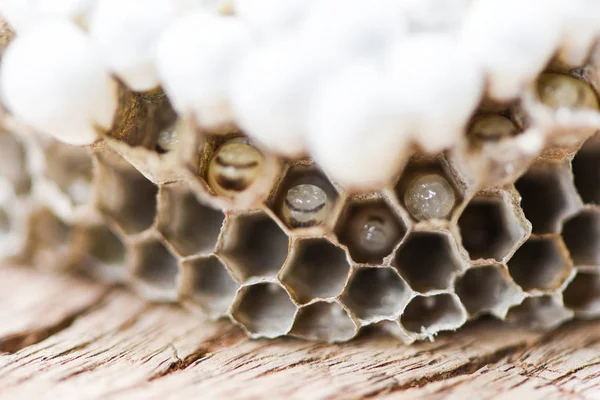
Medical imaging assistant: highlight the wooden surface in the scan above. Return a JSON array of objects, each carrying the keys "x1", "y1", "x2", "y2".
[{"x1": 1, "y1": 265, "x2": 600, "y2": 399}]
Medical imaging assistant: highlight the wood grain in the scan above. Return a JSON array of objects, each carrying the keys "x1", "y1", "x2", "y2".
[{"x1": 1, "y1": 264, "x2": 600, "y2": 399}]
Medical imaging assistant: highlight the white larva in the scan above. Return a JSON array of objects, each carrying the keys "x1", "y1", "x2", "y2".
[
  {"x1": 347, "y1": 205, "x2": 402, "y2": 260},
  {"x1": 207, "y1": 140, "x2": 264, "y2": 197},
  {"x1": 0, "y1": 21, "x2": 117, "y2": 145},
  {"x1": 404, "y1": 174, "x2": 456, "y2": 221},
  {"x1": 537, "y1": 73, "x2": 599, "y2": 111},
  {"x1": 281, "y1": 183, "x2": 329, "y2": 228}
]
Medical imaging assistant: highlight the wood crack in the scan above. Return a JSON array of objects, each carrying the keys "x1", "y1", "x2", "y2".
[
  {"x1": 0, "y1": 288, "x2": 113, "y2": 354},
  {"x1": 148, "y1": 326, "x2": 246, "y2": 380},
  {"x1": 362, "y1": 342, "x2": 530, "y2": 398}
]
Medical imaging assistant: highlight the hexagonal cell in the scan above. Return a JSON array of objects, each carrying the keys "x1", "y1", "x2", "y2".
[
  {"x1": 506, "y1": 295, "x2": 573, "y2": 330},
  {"x1": 341, "y1": 267, "x2": 411, "y2": 322},
  {"x1": 395, "y1": 157, "x2": 463, "y2": 222},
  {"x1": 196, "y1": 133, "x2": 248, "y2": 184},
  {"x1": 70, "y1": 223, "x2": 127, "y2": 283},
  {"x1": 280, "y1": 238, "x2": 351, "y2": 303},
  {"x1": 41, "y1": 140, "x2": 94, "y2": 207},
  {"x1": 0, "y1": 205, "x2": 11, "y2": 240},
  {"x1": 231, "y1": 281, "x2": 297, "y2": 338},
  {"x1": 400, "y1": 293, "x2": 467, "y2": 336},
  {"x1": 563, "y1": 271, "x2": 600, "y2": 318},
  {"x1": 291, "y1": 301, "x2": 358, "y2": 342},
  {"x1": 152, "y1": 116, "x2": 187, "y2": 154},
  {"x1": 515, "y1": 162, "x2": 581, "y2": 234},
  {"x1": 572, "y1": 134, "x2": 600, "y2": 204},
  {"x1": 0, "y1": 203, "x2": 18, "y2": 260},
  {"x1": 219, "y1": 212, "x2": 289, "y2": 280},
  {"x1": 0, "y1": 186, "x2": 30, "y2": 260},
  {"x1": 450, "y1": 111, "x2": 543, "y2": 190},
  {"x1": 95, "y1": 150, "x2": 158, "y2": 235},
  {"x1": 457, "y1": 192, "x2": 528, "y2": 262},
  {"x1": 376, "y1": 320, "x2": 414, "y2": 344},
  {"x1": 530, "y1": 73, "x2": 600, "y2": 147},
  {"x1": 157, "y1": 182, "x2": 225, "y2": 257},
  {"x1": 179, "y1": 255, "x2": 239, "y2": 319},
  {"x1": 0, "y1": 130, "x2": 30, "y2": 195},
  {"x1": 561, "y1": 209, "x2": 600, "y2": 266},
  {"x1": 130, "y1": 237, "x2": 180, "y2": 302},
  {"x1": 269, "y1": 164, "x2": 340, "y2": 231},
  {"x1": 455, "y1": 265, "x2": 524, "y2": 318},
  {"x1": 192, "y1": 133, "x2": 281, "y2": 208},
  {"x1": 105, "y1": 86, "x2": 177, "y2": 147},
  {"x1": 336, "y1": 198, "x2": 407, "y2": 264},
  {"x1": 23, "y1": 207, "x2": 72, "y2": 271},
  {"x1": 507, "y1": 237, "x2": 573, "y2": 292},
  {"x1": 394, "y1": 231, "x2": 463, "y2": 293}
]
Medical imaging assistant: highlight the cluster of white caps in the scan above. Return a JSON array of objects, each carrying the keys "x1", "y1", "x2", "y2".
[{"x1": 1, "y1": 0, "x2": 599, "y2": 189}]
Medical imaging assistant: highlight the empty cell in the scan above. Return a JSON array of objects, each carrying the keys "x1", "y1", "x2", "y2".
[
  {"x1": 562, "y1": 209, "x2": 600, "y2": 266},
  {"x1": 157, "y1": 183, "x2": 225, "y2": 256},
  {"x1": 458, "y1": 194, "x2": 526, "y2": 261},
  {"x1": 29, "y1": 208, "x2": 71, "y2": 246},
  {"x1": 563, "y1": 271, "x2": 600, "y2": 318},
  {"x1": 455, "y1": 265, "x2": 523, "y2": 317},
  {"x1": 400, "y1": 293, "x2": 466, "y2": 335},
  {"x1": 219, "y1": 212, "x2": 289, "y2": 280},
  {"x1": 396, "y1": 159, "x2": 461, "y2": 222},
  {"x1": 71, "y1": 224, "x2": 127, "y2": 282},
  {"x1": 271, "y1": 165, "x2": 339, "y2": 230},
  {"x1": 43, "y1": 141, "x2": 94, "y2": 206},
  {"x1": 179, "y1": 255, "x2": 239, "y2": 318},
  {"x1": 78, "y1": 225, "x2": 125, "y2": 265},
  {"x1": 506, "y1": 295, "x2": 573, "y2": 330},
  {"x1": 394, "y1": 232, "x2": 463, "y2": 293},
  {"x1": 572, "y1": 134, "x2": 600, "y2": 205},
  {"x1": 508, "y1": 237, "x2": 573, "y2": 292},
  {"x1": 25, "y1": 207, "x2": 72, "y2": 270},
  {"x1": 280, "y1": 238, "x2": 351, "y2": 303},
  {"x1": 0, "y1": 207, "x2": 10, "y2": 234},
  {"x1": 291, "y1": 301, "x2": 357, "y2": 342},
  {"x1": 336, "y1": 199, "x2": 407, "y2": 264},
  {"x1": 0, "y1": 202, "x2": 23, "y2": 261},
  {"x1": 130, "y1": 238, "x2": 180, "y2": 301},
  {"x1": 515, "y1": 162, "x2": 580, "y2": 234},
  {"x1": 0, "y1": 130, "x2": 30, "y2": 195},
  {"x1": 95, "y1": 152, "x2": 158, "y2": 235},
  {"x1": 341, "y1": 267, "x2": 411, "y2": 321},
  {"x1": 108, "y1": 88, "x2": 176, "y2": 148},
  {"x1": 231, "y1": 282, "x2": 297, "y2": 338},
  {"x1": 376, "y1": 320, "x2": 414, "y2": 344}
]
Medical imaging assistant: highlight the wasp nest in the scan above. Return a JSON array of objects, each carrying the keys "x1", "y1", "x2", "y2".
[{"x1": 2, "y1": 1, "x2": 600, "y2": 343}]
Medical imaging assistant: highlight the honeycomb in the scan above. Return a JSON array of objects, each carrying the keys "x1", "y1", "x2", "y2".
[{"x1": 5, "y1": 15, "x2": 600, "y2": 344}]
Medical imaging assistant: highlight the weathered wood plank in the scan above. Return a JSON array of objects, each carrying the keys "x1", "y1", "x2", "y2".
[
  {"x1": 0, "y1": 265, "x2": 107, "y2": 352},
  {"x1": 0, "y1": 287, "x2": 242, "y2": 398},
  {"x1": 2, "y1": 266, "x2": 600, "y2": 399}
]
